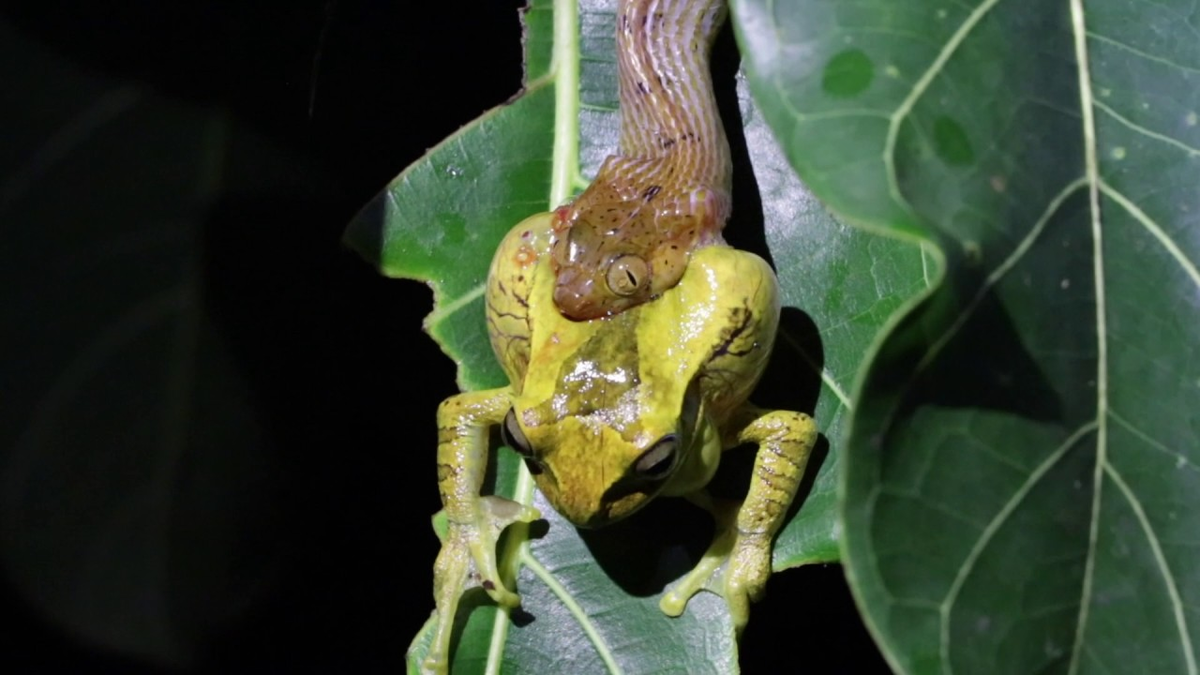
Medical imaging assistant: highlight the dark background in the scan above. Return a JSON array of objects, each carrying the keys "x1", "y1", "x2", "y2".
[{"x1": 0, "y1": 1, "x2": 887, "y2": 672}]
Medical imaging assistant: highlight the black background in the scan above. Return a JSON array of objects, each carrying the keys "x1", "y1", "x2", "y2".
[{"x1": 1, "y1": 1, "x2": 888, "y2": 672}]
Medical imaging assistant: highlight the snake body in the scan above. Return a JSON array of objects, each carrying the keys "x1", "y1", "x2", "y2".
[{"x1": 551, "y1": 0, "x2": 731, "y2": 320}]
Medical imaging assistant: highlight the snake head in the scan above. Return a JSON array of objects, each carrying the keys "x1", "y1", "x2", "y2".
[{"x1": 552, "y1": 250, "x2": 655, "y2": 320}]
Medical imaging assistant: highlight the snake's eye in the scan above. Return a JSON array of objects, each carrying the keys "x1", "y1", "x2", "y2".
[
  {"x1": 501, "y1": 408, "x2": 542, "y2": 475},
  {"x1": 634, "y1": 434, "x2": 678, "y2": 481},
  {"x1": 605, "y1": 254, "x2": 650, "y2": 297}
]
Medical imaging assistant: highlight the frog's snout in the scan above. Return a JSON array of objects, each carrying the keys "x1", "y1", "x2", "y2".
[
  {"x1": 532, "y1": 463, "x2": 653, "y2": 530},
  {"x1": 558, "y1": 491, "x2": 651, "y2": 530}
]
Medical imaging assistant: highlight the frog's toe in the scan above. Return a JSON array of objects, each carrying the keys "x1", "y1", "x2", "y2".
[
  {"x1": 422, "y1": 652, "x2": 450, "y2": 675},
  {"x1": 483, "y1": 580, "x2": 522, "y2": 608},
  {"x1": 471, "y1": 497, "x2": 541, "y2": 607},
  {"x1": 660, "y1": 577, "x2": 700, "y2": 617},
  {"x1": 723, "y1": 538, "x2": 771, "y2": 635},
  {"x1": 465, "y1": 541, "x2": 520, "y2": 608},
  {"x1": 659, "y1": 524, "x2": 735, "y2": 617},
  {"x1": 479, "y1": 495, "x2": 541, "y2": 531},
  {"x1": 660, "y1": 500, "x2": 774, "y2": 636}
]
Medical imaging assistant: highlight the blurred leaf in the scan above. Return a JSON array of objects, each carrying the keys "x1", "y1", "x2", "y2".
[
  {"x1": 346, "y1": 0, "x2": 925, "y2": 672},
  {"x1": 0, "y1": 18, "x2": 300, "y2": 667},
  {"x1": 735, "y1": 0, "x2": 1200, "y2": 672}
]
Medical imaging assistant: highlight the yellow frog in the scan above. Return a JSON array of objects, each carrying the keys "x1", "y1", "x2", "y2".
[{"x1": 425, "y1": 212, "x2": 817, "y2": 673}]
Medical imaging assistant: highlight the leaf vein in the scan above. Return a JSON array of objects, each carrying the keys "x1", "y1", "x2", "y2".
[
  {"x1": 777, "y1": 330, "x2": 852, "y2": 409},
  {"x1": 1083, "y1": 644, "x2": 1119, "y2": 675},
  {"x1": 1104, "y1": 462, "x2": 1198, "y2": 675},
  {"x1": 885, "y1": 0, "x2": 1003, "y2": 211},
  {"x1": 521, "y1": 551, "x2": 624, "y2": 674},
  {"x1": 1109, "y1": 409, "x2": 1200, "y2": 472},
  {"x1": 1086, "y1": 31, "x2": 1200, "y2": 76},
  {"x1": 0, "y1": 86, "x2": 141, "y2": 219},
  {"x1": 1093, "y1": 99, "x2": 1200, "y2": 157},
  {"x1": 939, "y1": 421, "x2": 1098, "y2": 675},
  {"x1": 426, "y1": 284, "x2": 486, "y2": 327},
  {"x1": 1098, "y1": 180, "x2": 1200, "y2": 290},
  {"x1": 915, "y1": 178, "x2": 1088, "y2": 375}
]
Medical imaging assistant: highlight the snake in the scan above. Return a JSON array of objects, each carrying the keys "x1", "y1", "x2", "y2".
[{"x1": 550, "y1": 0, "x2": 732, "y2": 320}]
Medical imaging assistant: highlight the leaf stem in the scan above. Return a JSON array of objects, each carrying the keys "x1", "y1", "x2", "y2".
[
  {"x1": 548, "y1": 0, "x2": 581, "y2": 207},
  {"x1": 486, "y1": 0, "x2": 581, "y2": 670}
]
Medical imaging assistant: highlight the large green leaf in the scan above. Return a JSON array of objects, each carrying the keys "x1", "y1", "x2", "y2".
[
  {"x1": 735, "y1": 0, "x2": 1200, "y2": 672},
  {"x1": 345, "y1": 0, "x2": 924, "y2": 671}
]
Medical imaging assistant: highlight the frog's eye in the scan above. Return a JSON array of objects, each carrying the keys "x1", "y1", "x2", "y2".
[
  {"x1": 605, "y1": 254, "x2": 650, "y2": 297},
  {"x1": 634, "y1": 434, "x2": 678, "y2": 481},
  {"x1": 501, "y1": 408, "x2": 543, "y2": 475},
  {"x1": 501, "y1": 408, "x2": 532, "y2": 455}
]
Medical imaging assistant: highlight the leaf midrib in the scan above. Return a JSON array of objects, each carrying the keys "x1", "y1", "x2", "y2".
[
  {"x1": 1067, "y1": 0, "x2": 1109, "y2": 670},
  {"x1": 483, "y1": 0, "x2": 625, "y2": 673}
]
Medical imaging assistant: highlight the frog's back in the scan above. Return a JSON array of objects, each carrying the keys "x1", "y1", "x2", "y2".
[
  {"x1": 485, "y1": 212, "x2": 557, "y2": 390},
  {"x1": 486, "y1": 212, "x2": 780, "y2": 428},
  {"x1": 634, "y1": 244, "x2": 780, "y2": 422}
]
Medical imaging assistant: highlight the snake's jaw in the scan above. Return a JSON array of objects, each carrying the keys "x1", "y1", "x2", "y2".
[
  {"x1": 554, "y1": 250, "x2": 661, "y2": 320},
  {"x1": 552, "y1": 266, "x2": 597, "y2": 319}
]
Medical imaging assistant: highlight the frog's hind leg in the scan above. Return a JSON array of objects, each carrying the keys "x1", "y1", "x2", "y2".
[{"x1": 659, "y1": 406, "x2": 817, "y2": 637}]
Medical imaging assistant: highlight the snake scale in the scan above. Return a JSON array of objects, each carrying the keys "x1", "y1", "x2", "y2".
[{"x1": 550, "y1": 0, "x2": 732, "y2": 320}]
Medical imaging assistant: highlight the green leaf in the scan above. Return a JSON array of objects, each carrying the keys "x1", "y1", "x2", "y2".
[
  {"x1": 735, "y1": 0, "x2": 1200, "y2": 672},
  {"x1": 345, "y1": 0, "x2": 925, "y2": 671}
]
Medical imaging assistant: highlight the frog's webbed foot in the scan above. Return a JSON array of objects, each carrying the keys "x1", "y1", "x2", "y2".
[
  {"x1": 425, "y1": 496, "x2": 541, "y2": 675},
  {"x1": 659, "y1": 495, "x2": 769, "y2": 637},
  {"x1": 661, "y1": 408, "x2": 817, "y2": 638}
]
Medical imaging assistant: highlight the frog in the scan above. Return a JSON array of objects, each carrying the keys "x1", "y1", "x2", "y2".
[{"x1": 424, "y1": 211, "x2": 817, "y2": 674}]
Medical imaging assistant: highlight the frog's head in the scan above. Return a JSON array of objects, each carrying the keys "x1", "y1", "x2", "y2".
[
  {"x1": 500, "y1": 306, "x2": 721, "y2": 528},
  {"x1": 500, "y1": 385, "x2": 716, "y2": 528},
  {"x1": 494, "y1": 235, "x2": 775, "y2": 530}
]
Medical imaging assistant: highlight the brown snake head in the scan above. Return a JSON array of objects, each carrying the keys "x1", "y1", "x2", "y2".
[{"x1": 550, "y1": 195, "x2": 711, "y2": 320}]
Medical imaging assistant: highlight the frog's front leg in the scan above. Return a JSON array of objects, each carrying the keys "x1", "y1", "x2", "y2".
[
  {"x1": 426, "y1": 389, "x2": 541, "y2": 675},
  {"x1": 660, "y1": 406, "x2": 817, "y2": 636}
]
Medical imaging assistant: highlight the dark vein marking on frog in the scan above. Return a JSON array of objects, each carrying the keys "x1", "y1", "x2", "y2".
[
  {"x1": 755, "y1": 462, "x2": 781, "y2": 478},
  {"x1": 486, "y1": 301, "x2": 527, "y2": 324},
  {"x1": 710, "y1": 306, "x2": 756, "y2": 359},
  {"x1": 495, "y1": 280, "x2": 530, "y2": 309},
  {"x1": 487, "y1": 291, "x2": 532, "y2": 334}
]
